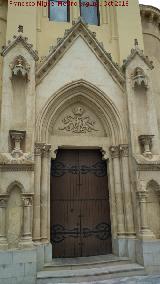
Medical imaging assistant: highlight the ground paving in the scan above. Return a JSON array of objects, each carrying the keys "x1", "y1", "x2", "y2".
[{"x1": 76, "y1": 275, "x2": 160, "y2": 284}]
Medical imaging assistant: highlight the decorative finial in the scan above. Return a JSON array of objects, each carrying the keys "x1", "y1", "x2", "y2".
[
  {"x1": 18, "y1": 25, "x2": 23, "y2": 33},
  {"x1": 134, "y1": 39, "x2": 138, "y2": 48}
]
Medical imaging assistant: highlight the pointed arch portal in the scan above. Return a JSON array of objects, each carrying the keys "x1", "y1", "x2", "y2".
[{"x1": 34, "y1": 80, "x2": 133, "y2": 258}]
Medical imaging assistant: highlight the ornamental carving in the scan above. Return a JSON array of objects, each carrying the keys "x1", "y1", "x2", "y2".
[
  {"x1": 34, "y1": 143, "x2": 45, "y2": 156},
  {"x1": 119, "y1": 144, "x2": 129, "y2": 157},
  {"x1": 9, "y1": 130, "x2": 26, "y2": 158},
  {"x1": 59, "y1": 106, "x2": 98, "y2": 134},
  {"x1": 23, "y1": 197, "x2": 32, "y2": 206},
  {"x1": 42, "y1": 144, "x2": 52, "y2": 158},
  {"x1": 109, "y1": 146, "x2": 119, "y2": 158},
  {"x1": 132, "y1": 67, "x2": 148, "y2": 89},
  {"x1": 138, "y1": 135, "x2": 154, "y2": 159},
  {"x1": 10, "y1": 55, "x2": 30, "y2": 81}
]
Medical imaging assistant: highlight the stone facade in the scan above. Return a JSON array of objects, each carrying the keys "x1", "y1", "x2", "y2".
[{"x1": 0, "y1": 1, "x2": 160, "y2": 283}]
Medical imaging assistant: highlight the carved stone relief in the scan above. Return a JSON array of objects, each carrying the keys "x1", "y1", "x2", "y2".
[
  {"x1": 10, "y1": 55, "x2": 30, "y2": 81},
  {"x1": 52, "y1": 104, "x2": 106, "y2": 136},
  {"x1": 59, "y1": 105, "x2": 98, "y2": 134}
]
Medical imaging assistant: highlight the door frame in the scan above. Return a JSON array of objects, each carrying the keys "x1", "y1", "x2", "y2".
[{"x1": 48, "y1": 143, "x2": 115, "y2": 255}]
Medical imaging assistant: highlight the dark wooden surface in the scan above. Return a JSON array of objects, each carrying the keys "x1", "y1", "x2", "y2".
[{"x1": 50, "y1": 149, "x2": 112, "y2": 258}]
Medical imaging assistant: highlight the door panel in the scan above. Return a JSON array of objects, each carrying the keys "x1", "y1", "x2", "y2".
[{"x1": 50, "y1": 149, "x2": 112, "y2": 258}]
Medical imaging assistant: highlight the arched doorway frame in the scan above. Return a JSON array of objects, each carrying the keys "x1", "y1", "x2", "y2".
[{"x1": 34, "y1": 80, "x2": 135, "y2": 257}]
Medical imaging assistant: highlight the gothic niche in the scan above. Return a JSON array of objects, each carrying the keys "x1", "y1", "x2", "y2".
[
  {"x1": 10, "y1": 55, "x2": 30, "y2": 81},
  {"x1": 132, "y1": 67, "x2": 148, "y2": 89},
  {"x1": 9, "y1": 56, "x2": 28, "y2": 129},
  {"x1": 59, "y1": 105, "x2": 98, "y2": 134}
]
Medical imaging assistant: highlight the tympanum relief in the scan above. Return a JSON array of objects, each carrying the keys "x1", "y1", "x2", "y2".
[{"x1": 51, "y1": 104, "x2": 106, "y2": 137}]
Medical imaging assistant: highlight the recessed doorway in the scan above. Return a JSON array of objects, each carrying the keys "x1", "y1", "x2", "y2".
[{"x1": 50, "y1": 149, "x2": 112, "y2": 257}]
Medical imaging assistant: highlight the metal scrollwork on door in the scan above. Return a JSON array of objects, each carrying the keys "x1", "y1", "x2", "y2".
[
  {"x1": 51, "y1": 161, "x2": 107, "y2": 177},
  {"x1": 51, "y1": 223, "x2": 111, "y2": 243}
]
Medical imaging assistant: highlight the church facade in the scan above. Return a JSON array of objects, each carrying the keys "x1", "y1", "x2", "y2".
[{"x1": 0, "y1": 1, "x2": 160, "y2": 283}]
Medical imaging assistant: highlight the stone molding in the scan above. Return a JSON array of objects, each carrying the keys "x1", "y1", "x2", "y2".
[
  {"x1": 36, "y1": 18, "x2": 124, "y2": 87},
  {"x1": 1, "y1": 34, "x2": 39, "y2": 61},
  {"x1": 0, "y1": 164, "x2": 34, "y2": 171},
  {"x1": 122, "y1": 39, "x2": 153, "y2": 70}
]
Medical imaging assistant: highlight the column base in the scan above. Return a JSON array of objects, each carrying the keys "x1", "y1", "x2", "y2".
[
  {"x1": 139, "y1": 229, "x2": 155, "y2": 240},
  {"x1": 19, "y1": 237, "x2": 33, "y2": 249},
  {"x1": 0, "y1": 238, "x2": 8, "y2": 250}
]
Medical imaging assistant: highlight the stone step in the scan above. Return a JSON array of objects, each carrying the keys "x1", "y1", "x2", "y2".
[
  {"x1": 42, "y1": 255, "x2": 131, "y2": 271},
  {"x1": 37, "y1": 263, "x2": 146, "y2": 283}
]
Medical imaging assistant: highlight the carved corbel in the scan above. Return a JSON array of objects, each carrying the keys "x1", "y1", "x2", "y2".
[
  {"x1": 132, "y1": 67, "x2": 148, "y2": 89},
  {"x1": 9, "y1": 55, "x2": 30, "y2": 81},
  {"x1": 138, "y1": 135, "x2": 154, "y2": 159},
  {"x1": 9, "y1": 130, "x2": 26, "y2": 158}
]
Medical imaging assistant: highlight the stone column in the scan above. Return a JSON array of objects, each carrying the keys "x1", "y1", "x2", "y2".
[
  {"x1": 119, "y1": 144, "x2": 135, "y2": 237},
  {"x1": 33, "y1": 143, "x2": 44, "y2": 242},
  {"x1": 110, "y1": 146, "x2": 125, "y2": 236},
  {"x1": 20, "y1": 195, "x2": 33, "y2": 247},
  {"x1": 0, "y1": 196, "x2": 8, "y2": 249},
  {"x1": 40, "y1": 144, "x2": 51, "y2": 243},
  {"x1": 136, "y1": 180, "x2": 155, "y2": 240}
]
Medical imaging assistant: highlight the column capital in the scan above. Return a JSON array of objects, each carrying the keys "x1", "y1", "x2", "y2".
[
  {"x1": 0, "y1": 198, "x2": 8, "y2": 208},
  {"x1": 109, "y1": 146, "x2": 119, "y2": 158},
  {"x1": 22, "y1": 197, "x2": 32, "y2": 207},
  {"x1": 136, "y1": 191, "x2": 148, "y2": 202},
  {"x1": 34, "y1": 142, "x2": 45, "y2": 156},
  {"x1": 119, "y1": 144, "x2": 129, "y2": 157},
  {"x1": 9, "y1": 130, "x2": 26, "y2": 142},
  {"x1": 42, "y1": 144, "x2": 52, "y2": 158}
]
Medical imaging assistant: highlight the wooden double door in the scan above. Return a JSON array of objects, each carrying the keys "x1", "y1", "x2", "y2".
[{"x1": 50, "y1": 149, "x2": 112, "y2": 258}]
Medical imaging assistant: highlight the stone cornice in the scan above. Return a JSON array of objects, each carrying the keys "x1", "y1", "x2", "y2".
[
  {"x1": 134, "y1": 155, "x2": 160, "y2": 171},
  {"x1": 1, "y1": 34, "x2": 39, "y2": 61},
  {"x1": 0, "y1": 164, "x2": 34, "y2": 171},
  {"x1": 36, "y1": 18, "x2": 125, "y2": 87},
  {"x1": 122, "y1": 39, "x2": 154, "y2": 70},
  {"x1": 140, "y1": 4, "x2": 160, "y2": 25}
]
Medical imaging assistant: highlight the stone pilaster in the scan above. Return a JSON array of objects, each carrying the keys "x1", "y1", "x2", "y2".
[
  {"x1": 40, "y1": 144, "x2": 51, "y2": 243},
  {"x1": 110, "y1": 146, "x2": 125, "y2": 237},
  {"x1": 136, "y1": 180, "x2": 155, "y2": 240},
  {"x1": 33, "y1": 143, "x2": 45, "y2": 242},
  {"x1": 119, "y1": 144, "x2": 135, "y2": 237},
  {"x1": 21, "y1": 194, "x2": 33, "y2": 247},
  {"x1": 0, "y1": 196, "x2": 8, "y2": 249}
]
